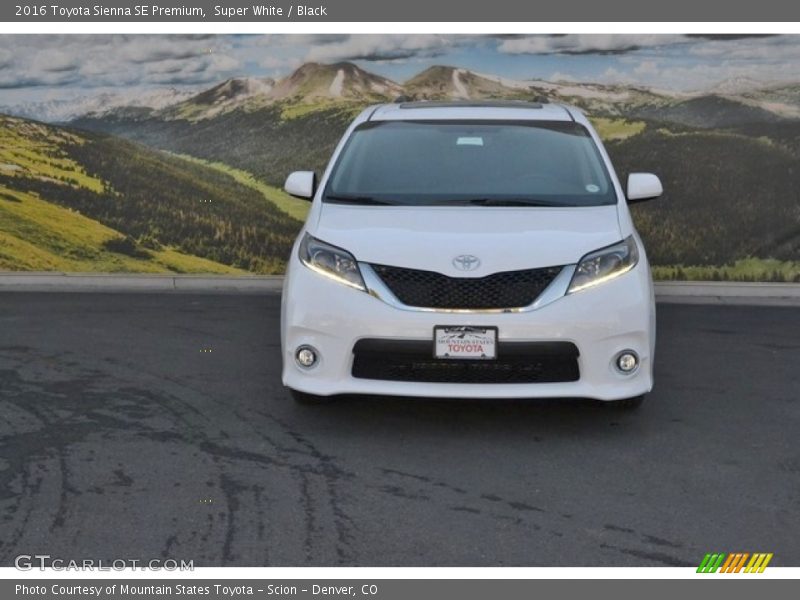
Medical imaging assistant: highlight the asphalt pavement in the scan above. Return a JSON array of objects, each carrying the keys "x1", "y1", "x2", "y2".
[{"x1": 0, "y1": 293, "x2": 798, "y2": 566}]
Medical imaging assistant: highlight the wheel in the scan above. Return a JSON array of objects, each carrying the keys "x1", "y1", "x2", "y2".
[
  {"x1": 289, "y1": 388, "x2": 335, "y2": 405},
  {"x1": 605, "y1": 394, "x2": 645, "y2": 410}
]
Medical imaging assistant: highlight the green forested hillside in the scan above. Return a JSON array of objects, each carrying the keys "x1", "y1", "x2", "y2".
[
  {"x1": 74, "y1": 102, "x2": 357, "y2": 187},
  {"x1": 629, "y1": 95, "x2": 785, "y2": 129},
  {"x1": 59, "y1": 60, "x2": 800, "y2": 280},
  {"x1": 9, "y1": 60, "x2": 800, "y2": 278},
  {"x1": 0, "y1": 185, "x2": 245, "y2": 273},
  {"x1": 0, "y1": 115, "x2": 301, "y2": 273},
  {"x1": 75, "y1": 106, "x2": 800, "y2": 279},
  {"x1": 607, "y1": 127, "x2": 800, "y2": 267}
]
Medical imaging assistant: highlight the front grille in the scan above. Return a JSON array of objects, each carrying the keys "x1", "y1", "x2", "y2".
[
  {"x1": 370, "y1": 263, "x2": 562, "y2": 310},
  {"x1": 352, "y1": 339, "x2": 579, "y2": 384}
]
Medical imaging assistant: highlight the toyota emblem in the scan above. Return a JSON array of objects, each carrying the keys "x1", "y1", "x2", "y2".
[{"x1": 452, "y1": 255, "x2": 481, "y2": 271}]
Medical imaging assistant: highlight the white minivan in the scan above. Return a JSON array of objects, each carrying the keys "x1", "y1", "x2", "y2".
[{"x1": 280, "y1": 100, "x2": 662, "y2": 408}]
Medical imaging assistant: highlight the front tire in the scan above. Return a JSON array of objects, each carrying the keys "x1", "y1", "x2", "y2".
[{"x1": 289, "y1": 388, "x2": 335, "y2": 405}]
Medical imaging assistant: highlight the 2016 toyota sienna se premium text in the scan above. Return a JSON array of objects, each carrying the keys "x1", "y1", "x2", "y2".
[{"x1": 280, "y1": 100, "x2": 663, "y2": 408}]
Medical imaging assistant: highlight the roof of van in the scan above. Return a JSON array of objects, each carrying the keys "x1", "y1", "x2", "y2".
[{"x1": 368, "y1": 100, "x2": 578, "y2": 122}]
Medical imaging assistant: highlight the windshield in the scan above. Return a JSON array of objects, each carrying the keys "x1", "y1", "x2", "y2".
[{"x1": 324, "y1": 120, "x2": 617, "y2": 207}]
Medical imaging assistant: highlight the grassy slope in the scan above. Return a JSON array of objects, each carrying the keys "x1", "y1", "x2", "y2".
[
  {"x1": 589, "y1": 117, "x2": 646, "y2": 141},
  {"x1": 0, "y1": 118, "x2": 104, "y2": 193},
  {"x1": 1, "y1": 114, "x2": 302, "y2": 273},
  {"x1": 653, "y1": 258, "x2": 800, "y2": 282},
  {"x1": 0, "y1": 115, "x2": 242, "y2": 273},
  {"x1": 0, "y1": 184, "x2": 243, "y2": 273},
  {"x1": 174, "y1": 153, "x2": 310, "y2": 222}
]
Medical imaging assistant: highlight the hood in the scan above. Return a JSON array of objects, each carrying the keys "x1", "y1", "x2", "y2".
[{"x1": 312, "y1": 204, "x2": 622, "y2": 275}]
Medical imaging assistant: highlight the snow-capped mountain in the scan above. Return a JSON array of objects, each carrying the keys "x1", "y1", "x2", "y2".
[
  {"x1": 5, "y1": 62, "x2": 800, "y2": 125},
  {"x1": 268, "y1": 62, "x2": 403, "y2": 101},
  {"x1": 2, "y1": 88, "x2": 196, "y2": 123}
]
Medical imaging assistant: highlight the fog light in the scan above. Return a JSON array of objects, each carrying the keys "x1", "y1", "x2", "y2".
[
  {"x1": 295, "y1": 345, "x2": 318, "y2": 368},
  {"x1": 615, "y1": 351, "x2": 639, "y2": 373}
]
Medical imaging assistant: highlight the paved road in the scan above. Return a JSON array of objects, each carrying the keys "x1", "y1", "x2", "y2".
[{"x1": 0, "y1": 293, "x2": 798, "y2": 567}]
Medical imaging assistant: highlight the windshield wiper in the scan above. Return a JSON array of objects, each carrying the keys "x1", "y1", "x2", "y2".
[
  {"x1": 455, "y1": 198, "x2": 566, "y2": 207},
  {"x1": 325, "y1": 194, "x2": 394, "y2": 206}
]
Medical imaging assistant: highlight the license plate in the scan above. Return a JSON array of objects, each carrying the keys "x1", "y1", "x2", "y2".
[{"x1": 434, "y1": 326, "x2": 497, "y2": 360}]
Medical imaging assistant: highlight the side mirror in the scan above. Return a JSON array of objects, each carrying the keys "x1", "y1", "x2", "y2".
[
  {"x1": 284, "y1": 171, "x2": 316, "y2": 200},
  {"x1": 626, "y1": 173, "x2": 662, "y2": 203}
]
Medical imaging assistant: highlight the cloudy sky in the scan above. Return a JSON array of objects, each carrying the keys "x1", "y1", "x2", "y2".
[{"x1": 1, "y1": 34, "x2": 800, "y2": 104}]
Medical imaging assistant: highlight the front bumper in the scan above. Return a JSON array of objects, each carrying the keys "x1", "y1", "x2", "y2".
[{"x1": 281, "y1": 257, "x2": 655, "y2": 401}]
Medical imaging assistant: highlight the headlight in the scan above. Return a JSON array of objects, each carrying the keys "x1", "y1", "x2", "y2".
[
  {"x1": 299, "y1": 233, "x2": 366, "y2": 291},
  {"x1": 567, "y1": 236, "x2": 639, "y2": 294}
]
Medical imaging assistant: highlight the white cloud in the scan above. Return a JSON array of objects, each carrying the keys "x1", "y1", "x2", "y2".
[
  {"x1": 31, "y1": 49, "x2": 80, "y2": 73},
  {"x1": 303, "y1": 34, "x2": 470, "y2": 63},
  {"x1": 633, "y1": 60, "x2": 660, "y2": 77},
  {"x1": 689, "y1": 36, "x2": 779, "y2": 56},
  {"x1": 208, "y1": 52, "x2": 241, "y2": 73},
  {"x1": 0, "y1": 48, "x2": 11, "y2": 69},
  {"x1": 591, "y1": 58, "x2": 800, "y2": 92},
  {"x1": 121, "y1": 37, "x2": 210, "y2": 64},
  {"x1": 260, "y1": 55, "x2": 302, "y2": 71},
  {"x1": 0, "y1": 35, "x2": 243, "y2": 90},
  {"x1": 1, "y1": 33, "x2": 800, "y2": 101},
  {"x1": 498, "y1": 35, "x2": 689, "y2": 55},
  {"x1": 596, "y1": 67, "x2": 635, "y2": 85},
  {"x1": 547, "y1": 71, "x2": 577, "y2": 83}
]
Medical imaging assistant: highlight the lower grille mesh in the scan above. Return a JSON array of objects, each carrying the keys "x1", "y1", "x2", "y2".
[{"x1": 352, "y1": 340, "x2": 580, "y2": 384}]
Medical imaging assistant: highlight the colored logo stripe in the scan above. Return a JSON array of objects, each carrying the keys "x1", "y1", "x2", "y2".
[
  {"x1": 720, "y1": 553, "x2": 736, "y2": 572},
  {"x1": 722, "y1": 553, "x2": 749, "y2": 573},
  {"x1": 697, "y1": 552, "x2": 773, "y2": 573},
  {"x1": 697, "y1": 553, "x2": 726, "y2": 573},
  {"x1": 746, "y1": 553, "x2": 773, "y2": 573}
]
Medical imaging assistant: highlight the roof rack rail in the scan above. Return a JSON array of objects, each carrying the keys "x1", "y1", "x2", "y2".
[
  {"x1": 395, "y1": 100, "x2": 546, "y2": 110},
  {"x1": 391, "y1": 97, "x2": 549, "y2": 106}
]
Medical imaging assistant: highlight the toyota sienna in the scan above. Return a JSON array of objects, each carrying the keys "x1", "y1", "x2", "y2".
[{"x1": 280, "y1": 100, "x2": 662, "y2": 408}]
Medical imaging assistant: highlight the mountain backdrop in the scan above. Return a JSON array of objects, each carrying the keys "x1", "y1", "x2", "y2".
[{"x1": 2, "y1": 61, "x2": 800, "y2": 280}]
